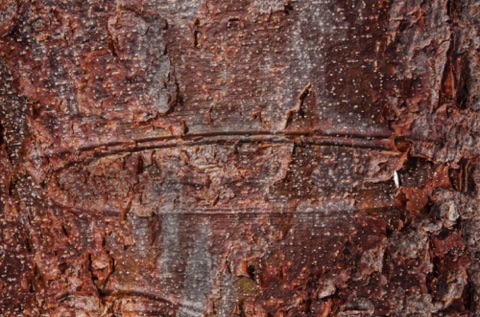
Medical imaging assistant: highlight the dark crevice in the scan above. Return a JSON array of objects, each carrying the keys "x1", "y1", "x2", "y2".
[
  {"x1": 247, "y1": 263, "x2": 256, "y2": 280},
  {"x1": 61, "y1": 223, "x2": 69, "y2": 237},
  {"x1": 284, "y1": 4, "x2": 293, "y2": 15},
  {"x1": 24, "y1": 237, "x2": 32, "y2": 253},
  {"x1": 465, "y1": 278, "x2": 475, "y2": 312},
  {"x1": 193, "y1": 30, "x2": 200, "y2": 48},
  {"x1": 449, "y1": 159, "x2": 473, "y2": 193},
  {"x1": 0, "y1": 123, "x2": 3, "y2": 146},
  {"x1": 455, "y1": 57, "x2": 471, "y2": 110}
]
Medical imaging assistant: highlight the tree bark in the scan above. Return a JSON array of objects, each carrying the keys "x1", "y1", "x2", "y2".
[{"x1": 0, "y1": 0, "x2": 479, "y2": 316}]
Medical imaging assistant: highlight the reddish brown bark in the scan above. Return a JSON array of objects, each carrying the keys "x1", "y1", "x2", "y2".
[{"x1": 0, "y1": 0, "x2": 479, "y2": 316}]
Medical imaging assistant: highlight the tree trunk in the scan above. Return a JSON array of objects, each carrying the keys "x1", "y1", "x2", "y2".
[{"x1": 1, "y1": 0, "x2": 479, "y2": 316}]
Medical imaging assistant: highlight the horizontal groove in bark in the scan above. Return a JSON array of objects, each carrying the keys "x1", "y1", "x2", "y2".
[{"x1": 78, "y1": 132, "x2": 394, "y2": 153}]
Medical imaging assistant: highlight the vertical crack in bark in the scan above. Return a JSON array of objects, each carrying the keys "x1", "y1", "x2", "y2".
[{"x1": 284, "y1": 83, "x2": 312, "y2": 130}]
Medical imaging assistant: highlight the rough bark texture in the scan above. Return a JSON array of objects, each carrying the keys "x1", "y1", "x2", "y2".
[{"x1": 0, "y1": 0, "x2": 479, "y2": 316}]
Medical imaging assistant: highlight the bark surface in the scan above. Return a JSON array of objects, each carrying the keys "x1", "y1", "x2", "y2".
[{"x1": 0, "y1": 0, "x2": 479, "y2": 316}]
